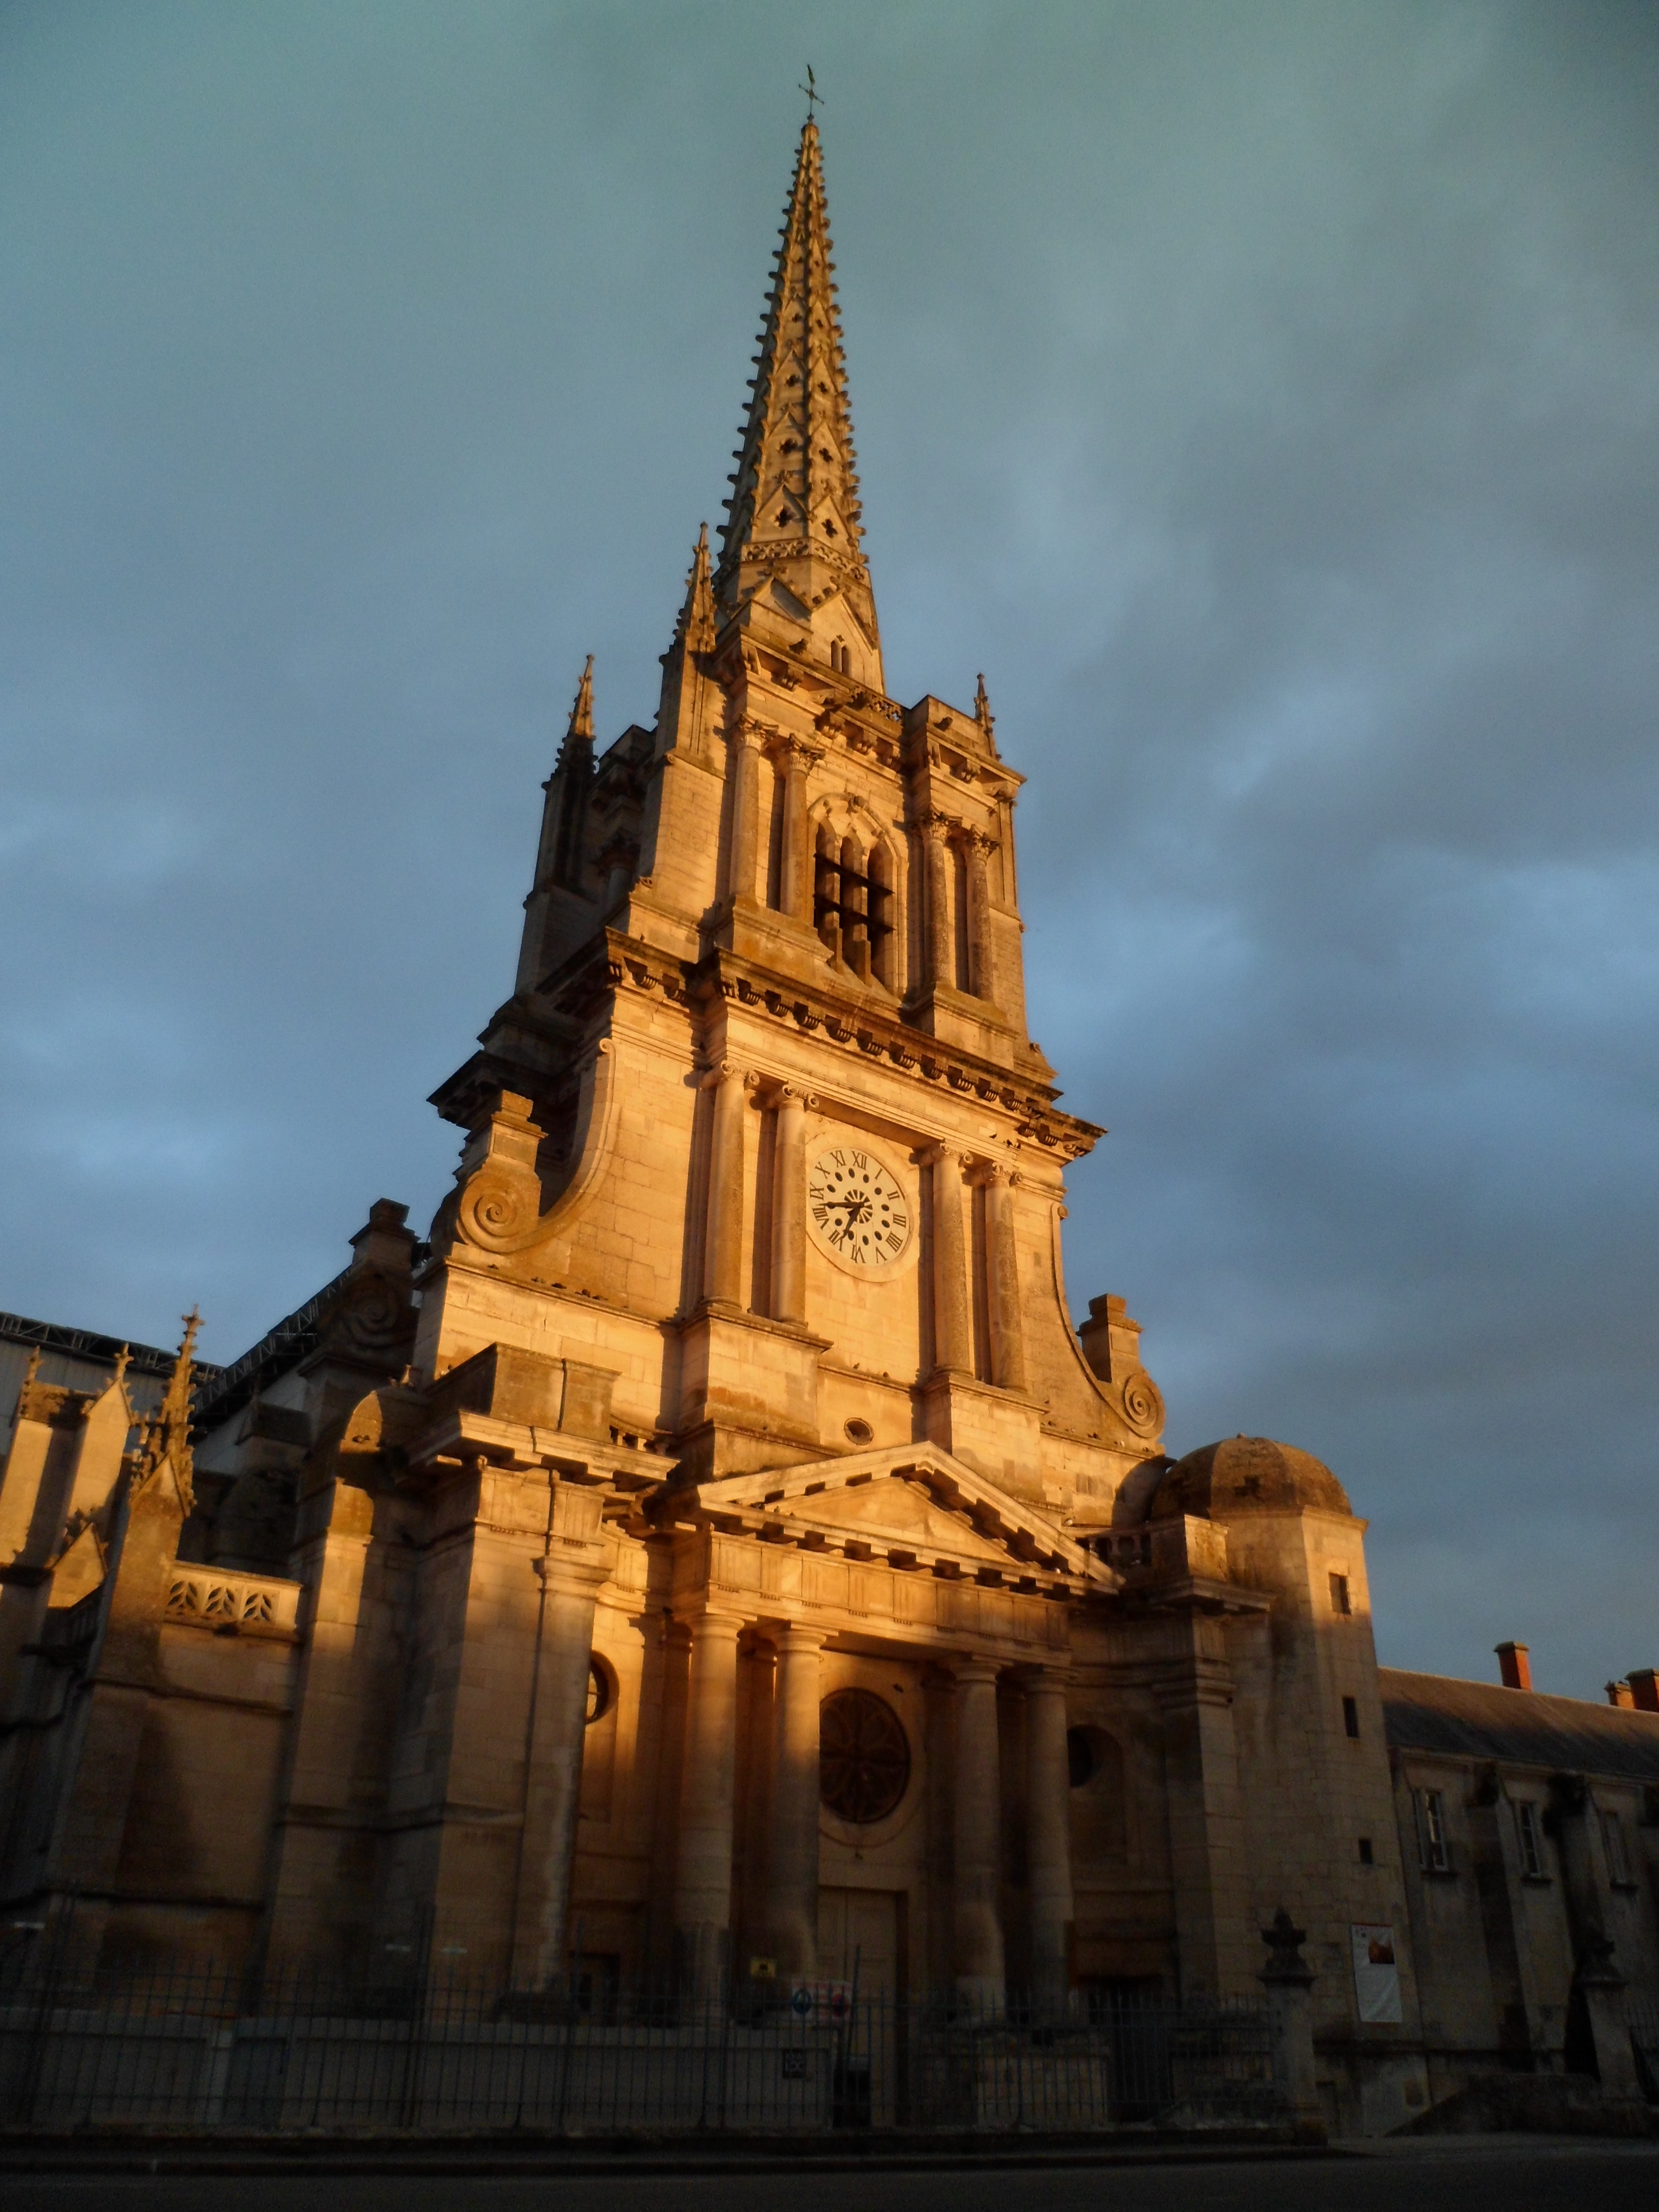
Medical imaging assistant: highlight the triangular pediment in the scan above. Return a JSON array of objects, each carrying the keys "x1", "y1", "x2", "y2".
[{"x1": 692, "y1": 1443, "x2": 1117, "y2": 1591}]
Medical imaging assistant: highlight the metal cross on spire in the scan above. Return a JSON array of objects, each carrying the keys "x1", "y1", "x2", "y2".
[{"x1": 798, "y1": 65, "x2": 823, "y2": 118}]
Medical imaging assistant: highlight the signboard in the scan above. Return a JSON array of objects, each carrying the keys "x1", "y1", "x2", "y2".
[
  {"x1": 789, "y1": 1979, "x2": 853, "y2": 2022},
  {"x1": 1350, "y1": 1923, "x2": 1402, "y2": 2024}
]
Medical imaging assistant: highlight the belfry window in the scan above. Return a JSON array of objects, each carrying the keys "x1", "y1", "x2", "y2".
[{"x1": 815, "y1": 828, "x2": 892, "y2": 983}]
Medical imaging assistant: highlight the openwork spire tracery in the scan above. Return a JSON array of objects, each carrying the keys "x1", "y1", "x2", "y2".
[{"x1": 717, "y1": 120, "x2": 876, "y2": 646}]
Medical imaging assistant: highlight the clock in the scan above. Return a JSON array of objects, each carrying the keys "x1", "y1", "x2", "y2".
[{"x1": 806, "y1": 1144, "x2": 912, "y2": 1270}]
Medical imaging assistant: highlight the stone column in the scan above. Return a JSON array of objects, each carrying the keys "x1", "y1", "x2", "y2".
[
  {"x1": 982, "y1": 1165, "x2": 1028, "y2": 1392},
  {"x1": 964, "y1": 829, "x2": 998, "y2": 1006},
  {"x1": 766, "y1": 1623, "x2": 827, "y2": 1979},
  {"x1": 953, "y1": 1660, "x2": 1006, "y2": 2008},
  {"x1": 701, "y1": 1063, "x2": 750, "y2": 1308},
  {"x1": 776, "y1": 739, "x2": 820, "y2": 923},
  {"x1": 923, "y1": 1145, "x2": 971, "y2": 1375},
  {"x1": 770, "y1": 1084, "x2": 814, "y2": 1326},
  {"x1": 674, "y1": 1607, "x2": 746, "y2": 1991},
  {"x1": 920, "y1": 814, "x2": 952, "y2": 990},
  {"x1": 511, "y1": 1556, "x2": 606, "y2": 1988},
  {"x1": 1025, "y1": 1669, "x2": 1075, "y2": 2016},
  {"x1": 725, "y1": 719, "x2": 763, "y2": 906}
]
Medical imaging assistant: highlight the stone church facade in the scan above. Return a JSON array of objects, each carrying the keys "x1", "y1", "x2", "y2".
[{"x1": 3, "y1": 122, "x2": 1655, "y2": 2137}]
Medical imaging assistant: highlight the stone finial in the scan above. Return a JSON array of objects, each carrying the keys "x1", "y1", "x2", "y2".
[
  {"x1": 133, "y1": 1307, "x2": 201, "y2": 1514},
  {"x1": 1259, "y1": 1907, "x2": 1315, "y2": 1986},
  {"x1": 975, "y1": 672, "x2": 998, "y2": 755},
  {"x1": 565, "y1": 655, "x2": 594, "y2": 746},
  {"x1": 674, "y1": 524, "x2": 716, "y2": 655}
]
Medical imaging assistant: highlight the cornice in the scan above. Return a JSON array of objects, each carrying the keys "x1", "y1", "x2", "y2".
[{"x1": 522, "y1": 928, "x2": 1101, "y2": 1159}]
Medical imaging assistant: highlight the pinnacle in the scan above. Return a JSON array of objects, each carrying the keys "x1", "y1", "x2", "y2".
[
  {"x1": 674, "y1": 525, "x2": 716, "y2": 654},
  {"x1": 715, "y1": 116, "x2": 877, "y2": 647},
  {"x1": 566, "y1": 655, "x2": 594, "y2": 745}
]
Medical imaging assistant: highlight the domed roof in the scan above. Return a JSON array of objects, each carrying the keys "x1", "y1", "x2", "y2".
[{"x1": 1151, "y1": 1436, "x2": 1351, "y2": 1521}]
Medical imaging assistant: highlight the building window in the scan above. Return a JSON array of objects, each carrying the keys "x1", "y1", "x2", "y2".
[
  {"x1": 1516, "y1": 1799, "x2": 1545, "y2": 1878},
  {"x1": 1418, "y1": 1788, "x2": 1452, "y2": 1873},
  {"x1": 1343, "y1": 1695, "x2": 1360, "y2": 1739},
  {"x1": 1358, "y1": 1837, "x2": 1374, "y2": 1865},
  {"x1": 814, "y1": 829, "x2": 893, "y2": 980},
  {"x1": 1603, "y1": 1809, "x2": 1632, "y2": 1887},
  {"x1": 820, "y1": 1689, "x2": 910, "y2": 1824},
  {"x1": 1329, "y1": 1572, "x2": 1351, "y2": 1615}
]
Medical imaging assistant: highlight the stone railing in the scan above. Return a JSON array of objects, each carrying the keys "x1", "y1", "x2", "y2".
[{"x1": 163, "y1": 1566, "x2": 302, "y2": 1637}]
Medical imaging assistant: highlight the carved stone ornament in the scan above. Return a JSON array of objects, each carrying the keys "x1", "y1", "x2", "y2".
[
  {"x1": 327, "y1": 1270, "x2": 415, "y2": 1358},
  {"x1": 456, "y1": 1092, "x2": 546, "y2": 1254},
  {"x1": 1118, "y1": 1368, "x2": 1166, "y2": 1439}
]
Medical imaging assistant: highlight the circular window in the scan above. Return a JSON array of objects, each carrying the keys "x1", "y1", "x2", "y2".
[
  {"x1": 843, "y1": 1418, "x2": 874, "y2": 1447},
  {"x1": 1067, "y1": 1726, "x2": 1100, "y2": 1789},
  {"x1": 820, "y1": 1689, "x2": 910, "y2": 1824},
  {"x1": 586, "y1": 1660, "x2": 612, "y2": 1727}
]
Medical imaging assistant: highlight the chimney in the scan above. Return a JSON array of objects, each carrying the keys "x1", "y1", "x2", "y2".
[
  {"x1": 1495, "y1": 1641, "x2": 1532, "y2": 1691},
  {"x1": 1628, "y1": 1667, "x2": 1659, "y2": 1713},
  {"x1": 1606, "y1": 1680, "x2": 1635, "y2": 1709}
]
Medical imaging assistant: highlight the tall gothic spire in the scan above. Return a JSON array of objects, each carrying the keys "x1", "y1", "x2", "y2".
[{"x1": 716, "y1": 119, "x2": 878, "y2": 661}]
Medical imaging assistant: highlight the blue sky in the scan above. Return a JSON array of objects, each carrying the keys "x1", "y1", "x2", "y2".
[{"x1": 3, "y1": 1, "x2": 1656, "y2": 1695}]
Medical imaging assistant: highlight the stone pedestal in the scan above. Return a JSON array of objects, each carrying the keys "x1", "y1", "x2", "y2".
[{"x1": 1260, "y1": 1908, "x2": 1324, "y2": 2139}]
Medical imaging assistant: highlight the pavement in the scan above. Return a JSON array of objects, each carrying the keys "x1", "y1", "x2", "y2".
[{"x1": 4, "y1": 2138, "x2": 1659, "y2": 2212}]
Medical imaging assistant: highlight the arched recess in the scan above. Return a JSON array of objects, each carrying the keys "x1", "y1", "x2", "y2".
[{"x1": 1067, "y1": 1724, "x2": 1129, "y2": 1871}]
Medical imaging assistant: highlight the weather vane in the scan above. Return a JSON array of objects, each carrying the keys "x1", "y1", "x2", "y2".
[{"x1": 799, "y1": 65, "x2": 823, "y2": 118}]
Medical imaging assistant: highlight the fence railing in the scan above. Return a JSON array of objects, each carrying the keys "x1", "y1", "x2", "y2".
[{"x1": 0, "y1": 1948, "x2": 1282, "y2": 2136}]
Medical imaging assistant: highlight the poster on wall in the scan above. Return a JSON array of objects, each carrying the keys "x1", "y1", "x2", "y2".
[{"x1": 1350, "y1": 1923, "x2": 1403, "y2": 2024}]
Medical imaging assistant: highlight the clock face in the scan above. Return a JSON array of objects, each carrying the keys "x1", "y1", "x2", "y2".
[{"x1": 807, "y1": 1145, "x2": 912, "y2": 1270}]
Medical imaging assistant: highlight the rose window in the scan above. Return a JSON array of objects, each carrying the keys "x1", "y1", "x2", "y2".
[{"x1": 819, "y1": 1689, "x2": 910, "y2": 1824}]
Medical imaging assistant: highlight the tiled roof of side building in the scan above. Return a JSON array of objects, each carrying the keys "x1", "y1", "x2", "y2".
[{"x1": 1381, "y1": 1667, "x2": 1659, "y2": 1782}]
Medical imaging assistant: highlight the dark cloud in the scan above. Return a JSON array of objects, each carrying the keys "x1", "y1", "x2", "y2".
[{"x1": 3, "y1": 2, "x2": 1655, "y2": 1695}]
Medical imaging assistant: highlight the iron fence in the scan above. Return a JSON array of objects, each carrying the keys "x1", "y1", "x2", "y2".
[{"x1": 0, "y1": 1943, "x2": 1281, "y2": 2137}]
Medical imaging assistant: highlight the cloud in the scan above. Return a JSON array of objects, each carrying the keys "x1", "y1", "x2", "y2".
[{"x1": 3, "y1": 1, "x2": 1656, "y2": 1695}]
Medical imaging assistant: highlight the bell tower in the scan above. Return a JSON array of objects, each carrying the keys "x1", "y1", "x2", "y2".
[{"x1": 418, "y1": 115, "x2": 1166, "y2": 1506}]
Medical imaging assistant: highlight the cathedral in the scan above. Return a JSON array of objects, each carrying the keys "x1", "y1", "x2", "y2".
[{"x1": 2, "y1": 119, "x2": 1655, "y2": 2139}]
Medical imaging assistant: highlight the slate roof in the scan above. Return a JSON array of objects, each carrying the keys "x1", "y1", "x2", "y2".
[{"x1": 1381, "y1": 1667, "x2": 1659, "y2": 1783}]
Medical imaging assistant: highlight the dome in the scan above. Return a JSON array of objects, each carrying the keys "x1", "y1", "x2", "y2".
[{"x1": 1151, "y1": 1435, "x2": 1351, "y2": 1521}]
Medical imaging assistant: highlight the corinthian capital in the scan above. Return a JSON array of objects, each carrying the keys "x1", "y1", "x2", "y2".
[{"x1": 771, "y1": 733, "x2": 824, "y2": 772}]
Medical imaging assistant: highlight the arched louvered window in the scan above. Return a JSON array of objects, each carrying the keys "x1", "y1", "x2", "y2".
[{"x1": 814, "y1": 828, "x2": 894, "y2": 983}]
